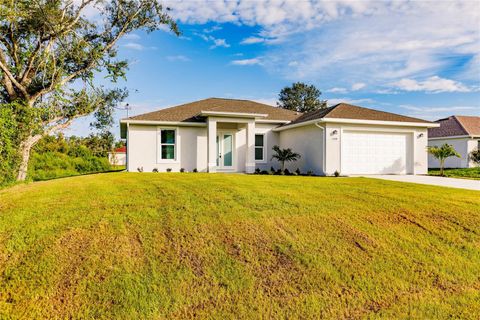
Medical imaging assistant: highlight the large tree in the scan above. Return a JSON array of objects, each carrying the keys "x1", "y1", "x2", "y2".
[
  {"x1": 0, "y1": 0, "x2": 178, "y2": 181},
  {"x1": 277, "y1": 82, "x2": 327, "y2": 113}
]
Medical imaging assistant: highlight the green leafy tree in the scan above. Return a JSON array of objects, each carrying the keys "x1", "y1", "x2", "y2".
[
  {"x1": 0, "y1": 0, "x2": 178, "y2": 181},
  {"x1": 271, "y1": 145, "x2": 301, "y2": 172},
  {"x1": 277, "y1": 82, "x2": 327, "y2": 113},
  {"x1": 427, "y1": 144, "x2": 461, "y2": 176}
]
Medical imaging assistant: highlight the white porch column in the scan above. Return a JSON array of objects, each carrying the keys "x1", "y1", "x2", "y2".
[
  {"x1": 207, "y1": 117, "x2": 217, "y2": 173},
  {"x1": 245, "y1": 119, "x2": 255, "y2": 173}
]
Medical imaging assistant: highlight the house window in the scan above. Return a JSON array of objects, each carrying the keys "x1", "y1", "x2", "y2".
[
  {"x1": 255, "y1": 134, "x2": 265, "y2": 161},
  {"x1": 160, "y1": 129, "x2": 176, "y2": 160}
]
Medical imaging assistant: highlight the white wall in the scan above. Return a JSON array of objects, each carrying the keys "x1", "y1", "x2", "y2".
[
  {"x1": 330, "y1": 124, "x2": 427, "y2": 175},
  {"x1": 279, "y1": 124, "x2": 325, "y2": 174},
  {"x1": 108, "y1": 152, "x2": 126, "y2": 165},
  {"x1": 428, "y1": 137, "x2": 479, "y2": 168},
  {"x1": 279, "y1": 122, "x2": 429, "y2": 175},
  {"x1": 127, "y1": 124, "x2": 208, "y2": 172},
  {"x1": 127, "y1": 122, "x2": 281, "y2": 173},
  {"x1": 254, "y1": 123, "x2": 280, "y2": 171}
]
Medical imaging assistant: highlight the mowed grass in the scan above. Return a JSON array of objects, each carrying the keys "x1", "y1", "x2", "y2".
[
  {"x1": 429, "y1": 167, "x2": 480, "y2": 180},
  {"x1": 0, "y1": 173, "x2": 479, "y2": 319}
]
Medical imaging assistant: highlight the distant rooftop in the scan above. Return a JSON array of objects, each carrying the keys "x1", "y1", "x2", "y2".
[{"x1": 429, "y1": 115, "x2": 480, "y2": 138}]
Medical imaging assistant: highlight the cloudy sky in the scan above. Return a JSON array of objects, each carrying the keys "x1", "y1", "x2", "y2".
[{"x1": 69, "y1": 0, "x2": 480, "y2": 137}]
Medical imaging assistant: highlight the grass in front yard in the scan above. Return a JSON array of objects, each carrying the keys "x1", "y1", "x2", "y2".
[
  {"x1": 0, "y1": 173, "x2": 479, "y2": 319},
  {"x1": 429, "y1": 167, "x2": 480, "y2": 180}
]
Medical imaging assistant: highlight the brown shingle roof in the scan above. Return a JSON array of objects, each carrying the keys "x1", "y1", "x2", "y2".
[
  {"x1": 281, "y1": 103, "x2": 432, "y2": 127},
  {"x1": 126, "y1": 98, "x2": 300, "y2": 122},
  {"x1": 429, "y1": 115, "x2": 480, "y2": 138}
]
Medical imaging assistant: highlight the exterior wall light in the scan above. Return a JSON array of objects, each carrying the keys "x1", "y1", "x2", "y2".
[
  {"x1": 418, "y1": 133, "x2": 424, "y2": 138},
  {"x1": 331, "y1": 130, "x2": 338, "y2": 135}
]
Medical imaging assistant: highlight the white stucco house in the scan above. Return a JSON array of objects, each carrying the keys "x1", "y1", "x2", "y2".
[
  {"x1": 428, "y1": 115, "x2": 480, "y2": 168},
  {"x1": 120, "y1": 98, "x2": 438, "y2": 175},
  {"x1": 108, "y1": 146, "x2": 127, "y2": 166}
]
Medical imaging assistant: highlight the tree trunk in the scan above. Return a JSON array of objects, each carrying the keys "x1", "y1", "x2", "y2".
[
  {"x1": 281, "y1": 161, "x2": 285, "y2": 172},
  {"x1": 16, "y1": 135, "x2": 42, "y2": 181},
  {"x1": 440, "y1": 159, "x2": 445, "y2": 176}
]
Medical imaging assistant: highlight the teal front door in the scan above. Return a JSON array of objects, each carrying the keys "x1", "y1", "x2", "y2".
[{"x1": 216, "y1": 132, "x2": 234, "y2": 169}]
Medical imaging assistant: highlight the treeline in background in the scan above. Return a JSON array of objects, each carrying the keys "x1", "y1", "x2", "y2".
[{"x1": 28, "y1": 132, "x2": 124, "y2": 182}]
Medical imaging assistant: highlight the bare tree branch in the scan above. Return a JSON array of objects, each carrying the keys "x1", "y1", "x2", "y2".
[{"x1": 0, "y1": 49, "x2": 30, "y2": 99}]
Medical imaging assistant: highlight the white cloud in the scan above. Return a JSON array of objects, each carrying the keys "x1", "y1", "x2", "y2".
[
  {"x1": 166, "y1": 55, "x2": 191, "y2": 62},
  {"x1": 210, "y1": 38, "x2": 230, "y2": 49},
  {"x1": 123, "y1": 42, "x2": 145, "y2": 51},
  {"x1": 351, "y1": 82, "x2": 366, "y2": 91},
  {"x1": 194, "y1": 32, "x2": 230, "y2": 49},
  {"x1": 203, "y1": 25, "x2": 222, "y2": 33},
  {"x1": 163, "y1": 1, "x2": 479, "y2": 90},
  {"x1": 401, "y1": 105, "x2": 477, "y2": 113},
  {"x1": 240, "y1": 36, "x2": 266, "y2": 45},
  {"x1": 231, "y1": 58, "x2": 262, "y2": 66},
  {"x1": 393, "y1": 76, "x2": 471, "y2": 93},
  {"x1": 124, "y1": 33, "x2": 141, "y2": 40},
  {"x1": 400, "y1": 104, "x2": 480, "y2": 120},
  {"x1": 327, "y1": 87, "x2": 348, "y2": 94}
]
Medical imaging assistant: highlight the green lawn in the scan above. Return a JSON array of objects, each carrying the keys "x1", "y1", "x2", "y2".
[
  {"x1": 429, "y1": 167, "x2": 480, "y2": 180},
  {"x1": 0, "y1": 173, "x2": 479, "y2": 319}
]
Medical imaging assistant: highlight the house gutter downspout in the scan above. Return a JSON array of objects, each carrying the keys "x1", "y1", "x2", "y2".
[{"x1": 314, "y1": 122, "x2": 327, "y2": 175}]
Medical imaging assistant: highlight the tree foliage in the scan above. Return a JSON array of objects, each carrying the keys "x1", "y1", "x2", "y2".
[
  {"x1": 427, "y1": 144, "x2": 461, "y2": 176},
  {"x1": 277, "y1": 82, "x2": 327, "y2": 113},
  {"x1": 271, "y1": 145, "x2": 301, "y2": 172},
  {"x1": 0, "y1": 0, "x2": 178, "y2": 181},
  {"x1": 470, "y1": 148, "x2": 480, "y2": 165},
  {"x1": 28, "y1": 132, "x2": 120, "y2": 181}
]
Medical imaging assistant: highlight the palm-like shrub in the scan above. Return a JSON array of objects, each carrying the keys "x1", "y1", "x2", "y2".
[
  {"x1": 470, "y1": 149, "x2": 480, "y2": 165},
  {"x1": 427, "y1": 144, "x2": 461, "y2": 176},
  {"x1": 271, "y1": 145, "x2": 301, "y2": 173}
]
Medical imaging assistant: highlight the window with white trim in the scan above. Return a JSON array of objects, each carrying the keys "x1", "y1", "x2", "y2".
[
  {"x1": 160, "y1": 129, "x2": 176, "y2": 160},
  {"x1": 255, "y1": 134, "x2": 265, "y2": 161}
]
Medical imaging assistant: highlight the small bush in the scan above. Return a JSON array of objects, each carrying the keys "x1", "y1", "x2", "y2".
[
  {"x1": 307, "y1": 170, "x2": 313, "y2": 176},
  {"x1": 137, "y1": 167, "x2": 143, "y2": 172},
  {"x1": 284, "y1": 168, "x2": 291, "y2": 175},
  {"x1": 180, "y1": 168, "x2": 185, "y2": 172},
  {"x1": 166, "y1": 168, "x2": 172, "y2": 172},
  {"x1": 470, "y1": 149, "x2": 480, "y2": 165},
  {"x1": 275, "y1": 169, "x2": 282, "y2": 175},
  {"x1": 260, "y1": 170, "x2": 269, "y2": 175},
  {"x1": 270, "y1": 166, "x2": 275, "y2": 172},
  {"x1": 295, "y1": 168, "x2": 301, "y2": 175},
  {"x1": 255, "y1": 168, "x2": 261, "y2": 174},
  {"x1": 334, "y1": 170, "x2": 340, "y2": 177},
  {"x1": 193, "y1": 168, "x2": 198, "y2": 173},
  {"x1": 152, "y1": 168, "x2": 158, "y2": 173}
]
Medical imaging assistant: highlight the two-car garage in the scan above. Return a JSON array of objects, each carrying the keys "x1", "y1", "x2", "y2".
[
  {"x1": 274, "y1": 103, "x2": 438, "y2": 176},
  {"x1": 341, "y1": 131, "x2": 413, "y2": 175}
]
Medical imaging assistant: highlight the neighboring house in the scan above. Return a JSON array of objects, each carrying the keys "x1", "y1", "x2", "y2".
[
  {"x1": 119, "y1": 98, "x2": 438, "y2": 175},
  {"x1": 428, "y1": 115, "x2": 480, "y2": 168},
  {"x1": 108, "y1": 146, "x2": 127, "y2": 166}
]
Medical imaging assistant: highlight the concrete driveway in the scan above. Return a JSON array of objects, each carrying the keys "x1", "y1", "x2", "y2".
[{"x1": 362, "y1": 175, "x2": 480, "y2": 191}]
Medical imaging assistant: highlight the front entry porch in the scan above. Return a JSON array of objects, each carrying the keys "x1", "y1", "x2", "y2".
[{"x1": 206, "y1": 116, "x2": 257, "y2": 173}]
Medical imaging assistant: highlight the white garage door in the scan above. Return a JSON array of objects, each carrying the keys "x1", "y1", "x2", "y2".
[{"x1": 342, "y1": 131, "x2": 410, "y2": 174}]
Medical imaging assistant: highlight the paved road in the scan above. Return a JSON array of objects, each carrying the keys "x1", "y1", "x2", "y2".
[{"x1": 362, "y1": 175, "x2": 480, "y2": 191}]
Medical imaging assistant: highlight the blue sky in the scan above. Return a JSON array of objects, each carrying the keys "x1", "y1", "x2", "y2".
[{"x1": 69, "y1": 0, "x2": 480, "y2": 138}]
